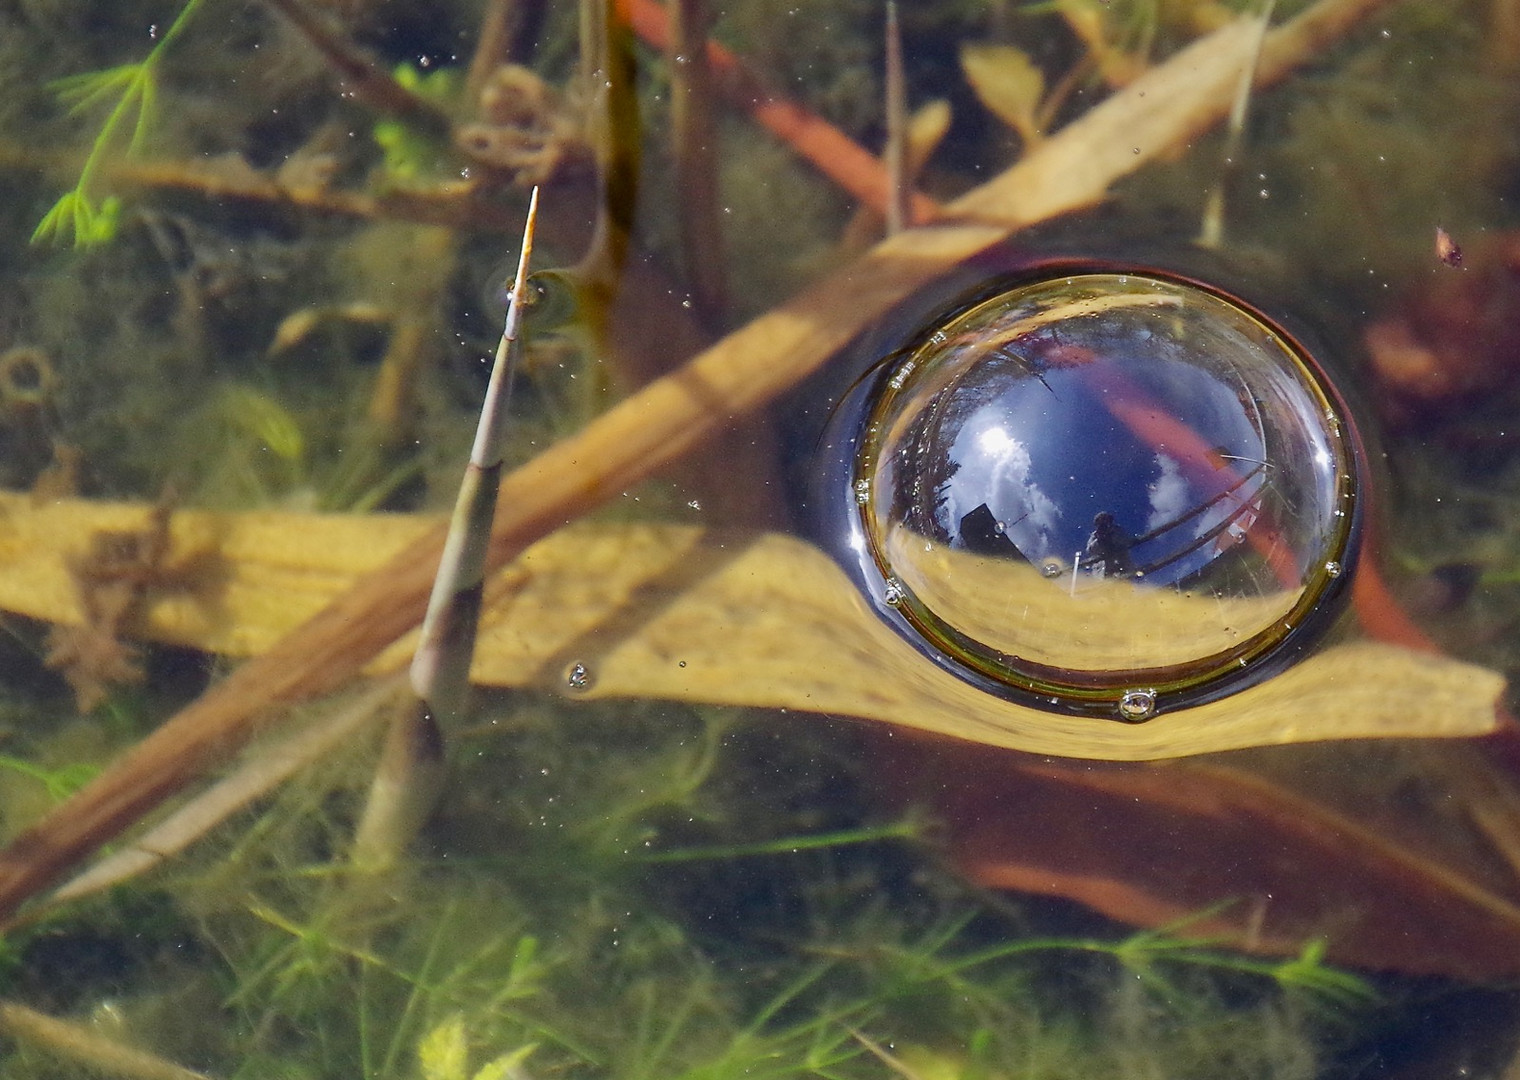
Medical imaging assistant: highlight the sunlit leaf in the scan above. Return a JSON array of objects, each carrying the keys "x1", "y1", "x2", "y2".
[
  {"x1": 471, "y1": 1044, "x2": 536, "y2": 1080},
  {"x1": 418, "y1": 1014, "x2": 469, "y2": 1080}
]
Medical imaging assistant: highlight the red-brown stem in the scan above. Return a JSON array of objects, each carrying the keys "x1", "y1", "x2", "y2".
[{"x1": 617, "y1": 0, "x2": 942, "y2": 222}]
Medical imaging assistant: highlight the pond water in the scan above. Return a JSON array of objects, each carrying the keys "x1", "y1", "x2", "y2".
[{"x1": 1, "y1": 0, "x2": 1519, "y2": 1077}]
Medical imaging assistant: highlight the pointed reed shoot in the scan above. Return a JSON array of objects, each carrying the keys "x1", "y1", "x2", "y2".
[
  {"x1": 352, "y1": 190, "x2": 538, "y2": 870},
  {"x1": 410, "y1": 188, "x2": 540, "y2": 723}
]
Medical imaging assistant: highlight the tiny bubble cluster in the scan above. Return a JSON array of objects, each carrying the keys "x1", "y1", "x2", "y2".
[{"x1": 564, "y1": 661, "x2": 594, "y2": 692}]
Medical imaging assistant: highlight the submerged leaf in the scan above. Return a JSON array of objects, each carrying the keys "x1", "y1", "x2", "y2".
[
  {"x1": 903, "y1": 737, "x2": 1520, "y2": 978},
  {"x1": 960, "y1": 42, "x2": 1046, "y2": 147},
  {"x1": 419, "y1": 1015, "x2": 470, "y2": 1080},
  {"x1": 0, "y1": 494, "x2": 1500, "y2": 761},
  {"x1": 472, "y1": 1044, "x2": 536, "y2": 1080},
  {"x1": 216, "y1": 385, "x2": 306, "y2": 465}
]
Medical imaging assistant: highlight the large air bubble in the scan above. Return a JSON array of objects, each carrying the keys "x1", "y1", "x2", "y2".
[{"x1": 849, "y1": 271, "x2": 1360, "y2": 719}]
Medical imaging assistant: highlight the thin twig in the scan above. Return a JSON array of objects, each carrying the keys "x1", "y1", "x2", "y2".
[
  {"x1": 884, "y1": 2, "x2": 910, "y2": 235},
  {"x1": 618, "y1": 0, "x2": 941, "y2": 222},
  {"x1": 351, "y1": 193, "x2": 540, "y2": 872},
  {"x1": 259, "y1": 0, "x2": 453, "y2": 139},
  {"x1": 1198, "y1": 0, "x2": 1276, "y2": 248},
  {"x1": 668, "y1": 0, "x2": 728, "y2": 320},
  {"x1": 0, "y1": 1001, "x2": 212, "y2": 1080},
  {"x1": 48, "y1": 677, "x2": 410, "y2": 909},
  {"x1": 841, "y1": 100, "x2": 950, "y2": 251},
  {"x1": 466, "y1": 0, "x2": 528, "y2": 103}
]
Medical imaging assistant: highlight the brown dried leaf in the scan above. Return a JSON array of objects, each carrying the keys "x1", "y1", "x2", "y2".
[{"x1": 899, "y1": 737, "x2": 1520, "y2": 977}]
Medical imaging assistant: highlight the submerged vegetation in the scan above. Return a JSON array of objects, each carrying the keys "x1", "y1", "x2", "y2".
[
  {"x1": 0, "y1": 0, "x2": 1519, "y2": 1076},
  {"x1": 1, "y1": 697, "x2": 1384, "y2": 1078}
]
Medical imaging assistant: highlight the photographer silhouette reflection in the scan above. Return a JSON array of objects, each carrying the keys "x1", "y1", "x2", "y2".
[{"x1": 1083, "y1": 511, "x2": 1136, "y2": 578}]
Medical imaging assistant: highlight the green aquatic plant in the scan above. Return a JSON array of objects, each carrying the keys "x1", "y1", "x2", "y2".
[
  {"x1": 955, "y1": 917, "x2": 1376, "y2": 1012},
  {"x1": 374, "y1": 63, "x2": 462, "y2": 183},
  {"x1": 31, "y1": 0, "x2": 208, "y2": 248},
  {"x1": 0, "y1": 680, "x2": 1377, "y2": 1079},
  {"x1": 418, "y1": 1014, "x2": 537, "y2": 1080},
  {"x1": 0, "y1": 755, "x2": 97, "y2": 805}
]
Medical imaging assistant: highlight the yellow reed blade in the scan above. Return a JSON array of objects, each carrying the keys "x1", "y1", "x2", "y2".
[{"x1": 0, "y1": 492, "x2": 1499, "y2": 761}]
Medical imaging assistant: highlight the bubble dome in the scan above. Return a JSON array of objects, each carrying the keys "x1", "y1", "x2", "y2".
[{"x1": 841, "y1": 271, "x2": 1361, "y2": 720}]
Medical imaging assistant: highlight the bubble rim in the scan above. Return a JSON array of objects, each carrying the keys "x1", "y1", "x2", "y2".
[{"x1": 840, "y1": 264, "x2": 1365, "y2": 722}]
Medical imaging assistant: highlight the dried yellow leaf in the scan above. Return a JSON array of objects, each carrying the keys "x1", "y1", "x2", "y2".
[{"x1": 0, "y1": 494, "x2": 1501, "y2": 762}]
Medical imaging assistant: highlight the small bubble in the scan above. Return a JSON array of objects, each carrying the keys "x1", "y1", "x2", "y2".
[
  {"x1": 687, "y1": 499, "x2": 702, "y2": 510},
  {"x1": 883, "y1": 578, "x2": 906, "y2": 606},
  {"x1": 564, "y1": 661, "x2": 594, "y2": 692},
  {"x1": 1039, "y1": 559, "x2": 1063, "y2": 579},
  {"x1": 1324, "y1": 561, "x2": 1342, "y2": 578},
  {"x1": 1117, "y1": 689, "x2": 1157, "y2": 722},
  {"x1": 888, "y1": 359, "x2": 916, "y2": 389},
  {"x1": 854, "y1": 479, "x2": 871, "y2": 504},
  {"x1": 1131, "y1": 147, "x2": 1141, "y2": 155},
  {"x1": 678, "y1": 660, "x2": 688, "y2": 668}
]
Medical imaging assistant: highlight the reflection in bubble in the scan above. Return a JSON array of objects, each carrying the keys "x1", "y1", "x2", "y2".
[{"x1": 839, "y1": 272, "x2": 1361, "y2": 720}]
